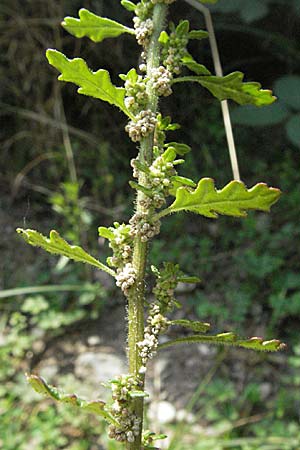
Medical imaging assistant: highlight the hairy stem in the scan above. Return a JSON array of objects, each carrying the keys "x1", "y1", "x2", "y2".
[{"x1": 126, "y1": 4, "x2": 168, "y2": 450}]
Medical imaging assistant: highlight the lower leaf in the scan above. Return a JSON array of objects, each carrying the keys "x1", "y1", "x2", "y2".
[
  {"x1": 158, "y1": 332, "x2": 286, "y2": 352},
  {"x1": 27, "y1": 374, "x2": 118, "y2": 424}
]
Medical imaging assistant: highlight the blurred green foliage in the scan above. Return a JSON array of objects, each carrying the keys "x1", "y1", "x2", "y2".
[{"x1": 1, "y1": 0, "x2": 300, "y2": 448}]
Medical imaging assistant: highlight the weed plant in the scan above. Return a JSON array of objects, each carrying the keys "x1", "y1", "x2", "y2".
[{"x1": 15, "y1": 1, "x2": 287, "y2": 449}]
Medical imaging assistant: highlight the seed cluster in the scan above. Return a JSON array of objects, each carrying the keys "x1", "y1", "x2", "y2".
[
  {"x1": 125, "y1": 110, "x2": 157, "y2": 142},
  {"x1": 116, "y1": 263, "x2": 137, "y2": 296},
  {"x1": 138, "y1": 304, "x2": 170, "y2": 371},
  {"x1": 108, "y1": 375, "x2": 142, "y2": 443},
  {"x1": 151, "y1": 66, "x2": 173, "y2": 97},
  {"x1": 129, "y1": 212, "x2": 161, "y2": 242}
]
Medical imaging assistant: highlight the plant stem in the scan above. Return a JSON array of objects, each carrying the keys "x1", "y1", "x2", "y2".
[{"x1": 126, "y1": 4, "x2": 168, "y2": 450}]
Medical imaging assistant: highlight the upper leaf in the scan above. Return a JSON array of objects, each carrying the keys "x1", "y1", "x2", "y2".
[
  {"x1": 27, "y1": 374, "x2": 117, "y2": 423},
  {"x1": 62, "y1": 9, "x2": 135, "y2": 43},
  {"x1": 174, "y1": 72, "x2": 276, "y2": 106},
  {"x1": 46, "y1": 49, "x2": 133, "y2": 118},
  {"x1": 156, "y1": 178, "x2": 281, "y2": 219},
  {"x1": 17, "y1": 228, "x2": 115, "y2": 277},
  {"x1": 158, "y1": 333, "x2": 286, "y2": 352}
]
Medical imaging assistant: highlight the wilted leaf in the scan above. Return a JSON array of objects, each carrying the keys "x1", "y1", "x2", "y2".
[
  {"x1": 157, "y1": 178, "x2": 281, "y2": 219},
  {"x1": 17, "y1": 228, "x2": 115, "y2": 276},
  {"x1": 62, "y1": 9, "x2": 135, "y2": 42},
  {"x1": 174, "y1": 72, "x2": 276, "y2": 106},
  {"x1": 46, "y1": 49, "x2": 133, "y2": 118},
  {"x1": 158, "y1": 333, "x2": 286, "y2": 352}
]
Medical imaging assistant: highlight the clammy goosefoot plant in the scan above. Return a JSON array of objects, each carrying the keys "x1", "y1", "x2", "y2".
[{"x1": 17, "y1": 0, "x2": 286, "y2": 448}]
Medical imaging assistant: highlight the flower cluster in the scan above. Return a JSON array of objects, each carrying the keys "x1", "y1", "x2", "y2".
[
  {"x1": 125, "y1": 81, "x2": 148, "y2": 115},
  {"x1": 135, "y1": 1, "x2": 154, "y2": 21},
  {"x1": 151, "y1": 66, "x2": 173, "y2": 97},
  {"x1": 137, "y1": 304, "x2": 170, "y2": 371},
  {"x1": 104, "y1": 223, "x2": 133, "y2": 269},
  {"x1": 108, "y1": 375, "x2": 142, "y2": 443},
  {"x1": 116, "y1": 263, "x2": 137, "y2": 296},
  {"x1": 133, "y1": 16, "x2": 153, "y2": 47},
  {"x1": 152, "y1": 262, "x2": 182, "y2": 312},
  {"x1": 162, "y1": 29, "x2": 189, "y2": 75},
  {"x1": 125, "y1": 110, "x2": 157, "y2": 142},
  {"x1": 148, "y1": 150, "x2": 177, "y2": 206},
  {"x1": 129, "y1": 212, "x2": 161, "y2": 242}
]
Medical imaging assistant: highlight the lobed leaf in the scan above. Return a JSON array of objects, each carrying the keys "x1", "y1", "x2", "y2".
[
  {"x1": 26, "y1": 374, "x2": 117, "y2": 423},
  {"x1": 170, "y1": 319, "x2": 211, "y2": 333},
  {"x1": 174, "y1": 72, "x2": 276, "y2": 106},
  {"x1": 158, "y1": 333, "x2": 286, "y2": 352},
  {"x1": 156, "y1": 178, "x2": 281, "y2": 219},
  {"x1": 62, "y1": 9, "x2": 135, "y2": 43},
  {"x1": 46, "y1": 49, "x2": 133, "y2": 118},
  {"x1": 17, "y1": 228, "x2": 115, "y2": 277}
]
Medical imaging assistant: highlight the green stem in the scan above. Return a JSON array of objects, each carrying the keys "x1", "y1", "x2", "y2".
[{"x1": 126, "y1": 4, "x2": 168, "y2": 450}]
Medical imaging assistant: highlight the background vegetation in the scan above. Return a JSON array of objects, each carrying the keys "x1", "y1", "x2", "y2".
[{"x1": 1, "y1": 0, "x2": 300, "y2": 449}]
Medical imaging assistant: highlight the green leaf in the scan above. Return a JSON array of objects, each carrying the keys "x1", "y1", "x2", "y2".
[
  {"x1": 169, "y1": 176, "x2": 197, "y2": 196},
  {"x1": 98, "y1": 226, "x2": 115, "y2": 240},
  {"x1": 129, "y1": 180, "x2": 153, "y2": 196},
  {"x1": 46, "y1": 49, "x2": 133, "y2": 118},
  {"x1": 156, "y1": 178, "x2": 281, "y2": 219},
  {"x1": 274, "y1": 75, "x2": 300, "y2": 110},
  {"x1": 165, "y1": 142, "x2": 191, "y2": 155},
  {"x1": 174, "y1": 72, "x2": 276, "y2": 106},
  {"x1": 286, "y1": 114, "x2": 300, "y2": 148},
  {"x1": 176, "y1": 20, "x2": 190, "y2": 35},
  {"x1": 170, "y1": 319, "x2": 211, "y2": 333},
  {"x1": 196, "y1": 0, "x2": 219, "y2": 3},
  {"x1": 231, "y1": 103, "x2": 289, "y2": 127},
  {"x1": 159, "y1": 30, "x2": 169, "y2": 44},
  {"x1": 182, "y1": 55, "x2": 212, "y2": 76},
  {"x1": 17, "y1": 228, "x2": 116, "y2": 277},
  {"x1": 26, "y1": 374, "x2": 117, "y2": 423},
  {"x1": 121, "y1": 0, "x2": 137, "y2": 12},
  {"x1": 129, "y1": 390, "x2": 149, "y2": 398},
  {"x1": 62, "y1": 9, "x2": 135, "y2": 43},
  {"x1": 158, "y1": 333, "x2": 286, "y2": 352},
  {"x1": 177, "y1": 275, "x2": 201, "y2": 283},
  {"x1": 188, "y1": 30, "x2": 209, "y2": 40}
]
